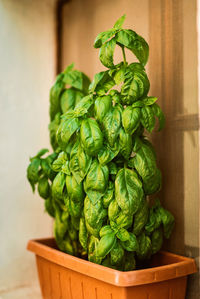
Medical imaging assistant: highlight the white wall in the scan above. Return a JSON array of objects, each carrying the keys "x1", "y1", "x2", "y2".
[{"x1": 0, "y1": 0, "x2": 56, "y2": 297}]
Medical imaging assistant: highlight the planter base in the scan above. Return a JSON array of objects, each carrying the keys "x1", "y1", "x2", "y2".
[{"x1": 27, "y1": 238, "x2": 197, "y2": 299}]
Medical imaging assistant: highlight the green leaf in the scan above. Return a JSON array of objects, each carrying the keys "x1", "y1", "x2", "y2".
[
  {"x1": 94, "y1": 28, "x2": 118, "y2": 48},
  {"x1": 63, "y1": 69, "x2": 90, "y2": 93},
  {"x1": 96, "y1": 233, "x2": 116, "y2": 258},
  {"x1": 121, "y1": 233, "x2": 138, "y2": 252},
  {"x1": 116, "y1": 228, "x2": 130, "y2": 242},
  {"x1": 110, "y1": 241, "x2": 124, "y2": 265},
  {"x1": 51, "y1": 172, "x2": 66, "y2": 200},
  {"x1": 79, "y1": 217, "x2": 88, "y2": 251},
  {"x1": 145, "y1": 201, "x2": 162, "y2": 233},
  {"x1": 151, "y1": 103, "x2": 165, "y2": 131},
  {"x1": 108, "y1": 200, "x2": 120, "y2": 221},
  {"x1": 115, "y1": 168, "x2": 144, "y2": 215},
  {"x1": 94, "y1": 95, "x2": 112, "y2": 123},
  {"x1": 69, "y1": 141, "x2": 92, "y2": 183},
  {"x1": 103, "y1": 105, "x2": 121, "y2": 147},
  {"x1": 38, "y1": 176, "x2": 50, "y2": 199},
  {"x1": 88, "y1": 236, "x2": 102, "y2": 264},
  {"x1": 124, "y1": 252, "x2": 136, "y2": 271},
  {"x1": 99, "y1": 37, "x2": 116, "y2": 68},
  {"x1": 48, "y1": 113, "x2": 61, "y2": 150},
  {"x1": 119, "y1": 128, "x2": 132, "y2": 159},
  {"x1": 133, "y1": 199, "x2": 149, "y2": 235},
  {"x1": 27, "y1": 158, "x2": 41, "y2": 192},
  {"x1": 51, "y1": 151, "x2": 67, "y2": 172},
  {"x1": 57, "y1": 117, "x2": 80, "y2": 146},
  {"x1": 132, "y1": 137, "x2": 161, "y2": 195},
  {"x1": 84, "y1": 196, "x2": 107, "y2": 237},
  {"x1": 151, "y1": 228, "x2": 163, "y2": 254},
  {"x1": 74, "y1": 95, "x2": 94, "y2": 111},
  {"x1": 100, "y1": 225, "x2": 113, "y2": 237},
  {"x1": 113, "y1": 66, "x2": 126, "y2": 85},
  {"x1": 98, "y1": 143, "x2": 120, "y2": 165},
  {"x1": 158, "y1": 205, "x2": 175, "y2": 239},
  {"x1": 66, "y1": 174, "x2": 84, "y2": 202},
  {"x1": 80, "y1": 118, "x2": 103, "y2": 156},
  {"x1": 143, "y1": 96, "x2": 157, "y2": 106},
  {"x1": 117, "y1": 29, "x2": 149, "y2": 66},
  {"x1": 60, "y1": 88, "x2": 84, "y2": 114},
  {"x1": 32, "y1": 148, "x2": 49, "y2": 159},
  {"x1": 131, "y1": 35, "x2": 149, "y2": 66},
  {"x1": 121, "y1": 72, "x2": 139, "y2": 104},
  {"x1": 115, "y1": 212, "x2": 133, "y2": 229},
  {"x1": 122, "y1": 106, "x2": 141, "y2": 134},
  {"x1": 102, "y1": 181, "x2": 114, "y2": 208},
  {"x1": 45, "y1": 197, "x2": 55, "y2": 217},
  {"x1": 121, "y1": 67, "x2": 149, "y2": 104},
  {"x1": 89, "y1": 71, "x2": 115, "y2": 95},
  {"x1": 141, "y1": 106, "x2": 156, "y2": 133},
  {"x1": 137, "y1": 232, "x2": 152, "y2": 260},
  {"x1": 113, "y1": 14, "x2": 126, "y2": 29},
  {"x1": 84, "y1": 159, "x2": 109, "y2": 204}
]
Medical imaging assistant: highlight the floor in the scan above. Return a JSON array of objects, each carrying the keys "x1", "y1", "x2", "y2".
[{"x1": 0, "y1": 284, "x2": 41, "y2": 299}]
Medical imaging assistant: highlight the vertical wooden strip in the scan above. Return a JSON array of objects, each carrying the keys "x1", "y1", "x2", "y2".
[{"x1": 149, "y1": 0, "x2": 185, "y2": 254}]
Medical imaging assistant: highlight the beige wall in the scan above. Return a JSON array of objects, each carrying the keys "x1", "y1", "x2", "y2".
[{"x1": 0, "y1": 0, "x2": 56, "y2": 297}]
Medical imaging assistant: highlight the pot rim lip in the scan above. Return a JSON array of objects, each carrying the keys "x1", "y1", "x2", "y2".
[{"x1": 27, "y1": 237, "x2": 197, "y2": 287}]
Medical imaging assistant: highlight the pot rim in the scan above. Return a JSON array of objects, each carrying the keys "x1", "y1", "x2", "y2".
[{"x1": 27, "y1": 237, "x2": 197, "y2": 287}]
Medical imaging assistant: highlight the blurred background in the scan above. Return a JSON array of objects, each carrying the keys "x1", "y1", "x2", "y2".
[{"x1": 0, "y1": 0, "x2": 199, "y2": 298}]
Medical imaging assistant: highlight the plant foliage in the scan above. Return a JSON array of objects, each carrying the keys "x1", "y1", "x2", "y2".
[{"x1": 27, "y1": 15, "x2": 174, "y2": 271}]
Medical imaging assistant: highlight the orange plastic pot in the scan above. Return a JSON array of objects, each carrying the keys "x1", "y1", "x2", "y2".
[{"x1": 27, "y1": 238, "x2": 197, "y2": 299}]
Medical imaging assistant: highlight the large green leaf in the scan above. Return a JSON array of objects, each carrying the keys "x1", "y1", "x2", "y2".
[
  {"x1": 133, "y1": 199, "x2": 149, "y2": 235},
  {"x1": 137, "y1": 232, "x2": 152, "y2": 260},
  {"x1": 96, "y1": 233, "x2": 116, "y2": 258},
  {"x1": 122, "y1": 106, "x2": 141, "y2": 134},
  {"x1": 119, "y1": 128, "x2": 132, "y2": 159},
  {"x1": 60, "y1": 88, "x2": 84, "y2": 114},
  {"x1": 51, "y1": 172, "x2": 66, "y2": 200},
  {"x1": 99, "y1": 37, "x2": 116, "y2": 68},
  {"x1": 84, "y1": 159, "x2": 109, "y2": 204},
  {"x1": 103, "y1": 105, "x2": 121, "y2": 147},
  {"x1": 57, "y1": 117, "x2": 80, "y2": 147},
  {"x1": 151, "y1": 103, "x2": 165, "y2": 131},
  {"x1": 115, "y1": 168, "x2": 144, "y2": 215},
  {"x1": 121, "y1": 232, "x2": 138, "y2": 252},
  {"x1": 116, "y1": 29, "x2": 149, "y2": 66},
  {"x1": 69, "y1": 141, "x2": 92, "y2": 183},
  {"x1": 27, "y1": 158, "x2": 41, "y2": 192},
  {"x1": 141, "y1": 106, "x2": 156, "y2": 132},
  {"x1": 89, "y1": 71, "x2": 115, "y2": 95},
  {"x1": 94, "y1": 28, "x2": 118, "y2": 48},
  {"x1": 84, "y1": 196, "x2": 107, "y2": 237},
  {"x1": 65, "y1": 174, "x2": 84, "y2": 202},
  {"x1": 98, "y1": 143, "x2": 120, "y2": 165},
  {"x1": 131, "y1": 137, "x2": 161, "y2": 195},
  {"x1": 79, "y1": 216, "x2": 88, "y2": 251},
  {"x1": 94, "y1": 95, "x2": 112, "y2": 123},
  {"x1": 80, "y1": 118, "x2": 103, "y2": 156},
  {"x1": 38, "y1": 176, "x2": 50, "y2": 199}
]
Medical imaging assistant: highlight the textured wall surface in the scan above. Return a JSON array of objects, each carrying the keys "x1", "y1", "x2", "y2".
[{"x1": 0, "y1": 0, "x2": 56, "y2": 297}]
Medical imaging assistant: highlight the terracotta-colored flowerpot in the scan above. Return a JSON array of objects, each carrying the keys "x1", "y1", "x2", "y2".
[{"x1": 27, "y1": 238, "x2": 197, "y2": 299}]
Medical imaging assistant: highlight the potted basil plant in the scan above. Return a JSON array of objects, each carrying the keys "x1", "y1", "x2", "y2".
[{"x1": 27, "y1": 15, "x2": 196, "y2": 299}]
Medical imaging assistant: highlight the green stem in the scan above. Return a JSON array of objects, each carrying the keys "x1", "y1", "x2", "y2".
[{"x1": 122, "y1": 46, "x2": 127, "y2": 65}]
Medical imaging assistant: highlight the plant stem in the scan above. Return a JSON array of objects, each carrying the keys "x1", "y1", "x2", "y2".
[{"x1": 122, "y1": 46, "x2": 127, "y2": 65}]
